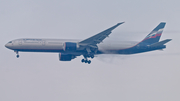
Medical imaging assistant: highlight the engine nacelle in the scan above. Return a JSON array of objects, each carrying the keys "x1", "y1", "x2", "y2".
[
  {"x1": 59, "y1": 53, "x2": 76, "y2": 61},
  {"x1": 63, "y1": 42, "x2": 79, "y2": 51}
]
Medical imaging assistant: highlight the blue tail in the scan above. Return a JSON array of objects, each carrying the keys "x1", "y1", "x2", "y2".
[{"x1": 140, "y1": 22, "x2": 166, "y2": 45}]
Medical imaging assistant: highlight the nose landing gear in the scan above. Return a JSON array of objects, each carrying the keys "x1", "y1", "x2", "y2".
[
  {"x1": 15, "y1": 51, "x2": 19, "y2": 58},
  {"x1": 16, "y1": 54, "x2": 19, "y2": 58}
]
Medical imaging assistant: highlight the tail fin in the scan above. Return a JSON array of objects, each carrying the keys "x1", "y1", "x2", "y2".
[{"x1": 141, "y1": 22, "x2": 166, "y2": 45}]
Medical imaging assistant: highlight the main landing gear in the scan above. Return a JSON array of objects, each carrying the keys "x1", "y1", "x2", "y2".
[
  {"x1": 15, "y1": 51, "x2": 19, "y2": 58},
  {"x1": 81, "y1": 54, "x2": 94, "y2": 64},
  {"x1": 81, "y1": 59, "x2": 91, "y2": 64}
]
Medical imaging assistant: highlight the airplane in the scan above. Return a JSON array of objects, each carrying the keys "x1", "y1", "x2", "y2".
[{"x1": 5, "y1": 22, "x2": 171, "y2": 64}]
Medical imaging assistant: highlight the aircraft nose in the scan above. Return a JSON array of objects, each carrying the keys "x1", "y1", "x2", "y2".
[{"x1": 5, "y1": 43, "x2": 10, "y2": 49}]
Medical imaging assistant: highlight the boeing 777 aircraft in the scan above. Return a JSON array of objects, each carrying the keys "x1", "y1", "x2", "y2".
[{"x1": 5, "y1": 22, "x2": 171, "y2": 64}]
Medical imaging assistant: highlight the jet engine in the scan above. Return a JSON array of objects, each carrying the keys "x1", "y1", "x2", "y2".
[
  {"x1": 63, "y1": 42, "x2": 79, "y2": 51},
  {"x1": 59, "y1": 53, "x2": 76, "y2": 61}
]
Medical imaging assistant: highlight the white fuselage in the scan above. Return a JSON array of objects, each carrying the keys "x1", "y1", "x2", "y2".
[{"x1": 5, "y1": 38, "x2": 138, "y2": 54}]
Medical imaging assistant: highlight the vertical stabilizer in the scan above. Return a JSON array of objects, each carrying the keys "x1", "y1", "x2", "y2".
[{"x1": 141, "y1": 22, "x2": 166, "y2": 45}]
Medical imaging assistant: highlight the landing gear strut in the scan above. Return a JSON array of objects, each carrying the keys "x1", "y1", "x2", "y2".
[
  {"x1": 15, "y1": 51, "x2": 19, "y2": 58},
  {"x1": 81, "y1": 47, "x2": 97, "y2": 64}
]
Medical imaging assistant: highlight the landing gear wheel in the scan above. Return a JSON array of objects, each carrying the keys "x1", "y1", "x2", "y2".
[
  {"x1": 85, "y1": 60, "x2": 88, "y2": 63},
  {"x1": 88, "y1": 60, "x2": 91, "y2": 64},
  {"x1": 81, "y1": 59, "x2": 85, "y2": 63},
  {"x1": 16, "y1": 55, "x2": 19, "y2": 58}
]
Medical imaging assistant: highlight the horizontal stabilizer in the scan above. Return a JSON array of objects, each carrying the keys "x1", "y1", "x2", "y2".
[{"x1": 149, "y1": 39, "x2": 172, "y2": 47}]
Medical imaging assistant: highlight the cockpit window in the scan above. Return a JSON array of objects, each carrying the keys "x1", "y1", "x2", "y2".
[{"x1": 8, "y1": 41, "x2": 12, "y2": 43}]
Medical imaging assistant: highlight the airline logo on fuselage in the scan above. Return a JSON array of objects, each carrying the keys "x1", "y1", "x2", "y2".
[{"x1": 23, "y1": 39, "x2": 42, "y2": 41}]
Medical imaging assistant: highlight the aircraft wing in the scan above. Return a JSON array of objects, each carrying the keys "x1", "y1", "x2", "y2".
[{"x1": 79, "y1": 22, "x2": 124, "y2": 46}]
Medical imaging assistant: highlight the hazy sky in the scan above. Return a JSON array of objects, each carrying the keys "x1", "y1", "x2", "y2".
[{"x1": 1, "y1": 0, "x2": 180, "y2": 101}]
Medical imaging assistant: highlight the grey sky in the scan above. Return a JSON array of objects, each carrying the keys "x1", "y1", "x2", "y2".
[{"x1": 1, "y1": 0, "x2": 180, "y2": 101}]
